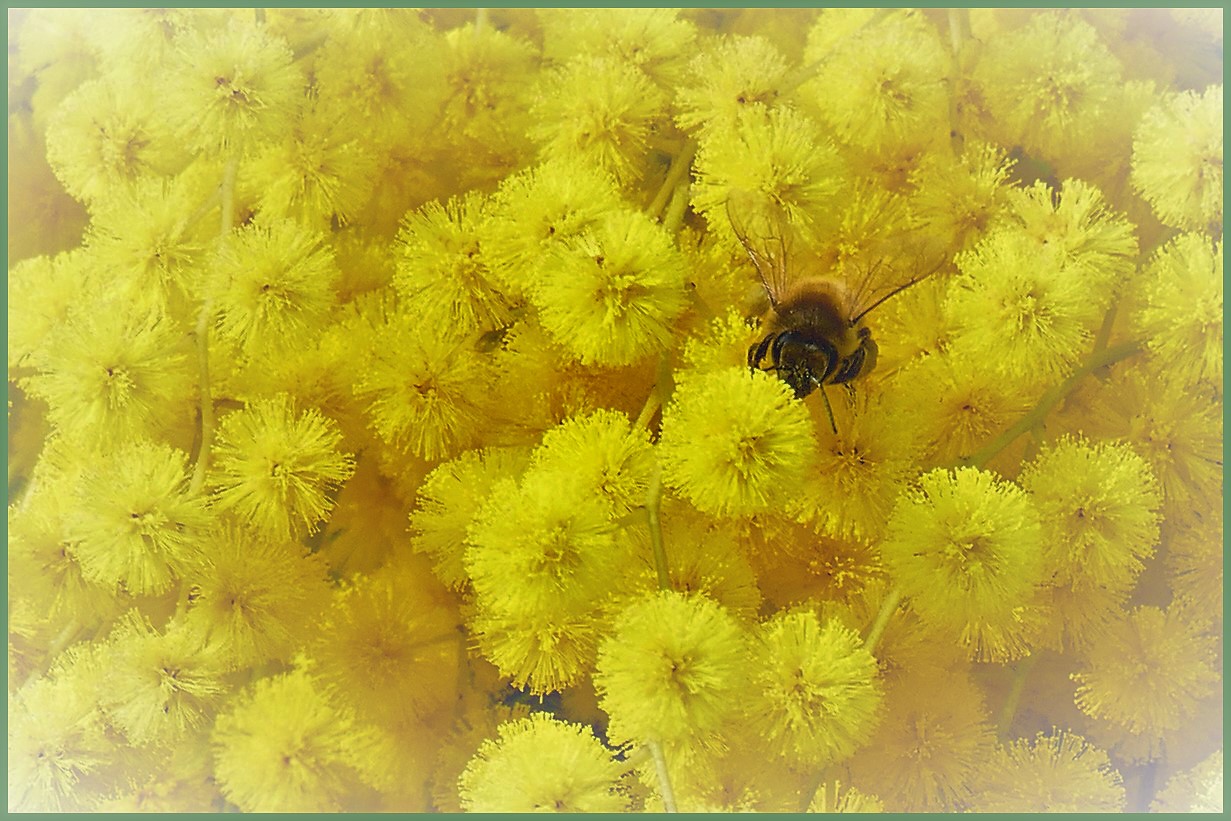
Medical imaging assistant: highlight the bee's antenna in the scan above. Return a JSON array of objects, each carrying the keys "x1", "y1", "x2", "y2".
[{"x1": 817, "y1": 382, "x2": 838, "y2": 435}]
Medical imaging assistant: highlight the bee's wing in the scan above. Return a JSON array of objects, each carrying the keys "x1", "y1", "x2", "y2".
[
  {"x1": 725, "y1": 199, "x2": 796, "y2": 309},
  {"x1": 844, "y1": 245, "x2": 947, "y2": 324}
]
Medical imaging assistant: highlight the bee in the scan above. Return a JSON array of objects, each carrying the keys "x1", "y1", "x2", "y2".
[{"x1": 730, "y1": 207, "x2": 940, "y2": 432}]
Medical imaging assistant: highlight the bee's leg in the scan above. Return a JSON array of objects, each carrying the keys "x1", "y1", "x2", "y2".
[
  {"x1": 817, "y1": 383, "x2": 838, "y2": 435},
  {"x1": 748, "y1": 334, "x2": 775, "y2": 371}
]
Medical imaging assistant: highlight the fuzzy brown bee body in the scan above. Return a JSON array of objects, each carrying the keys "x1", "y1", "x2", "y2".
[
  {"x1": 747, "y1": 278, "x2": 878, "y2": 400},
  {"x1": 727, "y1": 206, "x2": 938, "y2": 429}
]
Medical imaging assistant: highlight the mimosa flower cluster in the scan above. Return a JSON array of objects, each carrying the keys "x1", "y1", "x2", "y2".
[{"x1": 7, "y1": 7, "x2": 1222, "y2": 813}]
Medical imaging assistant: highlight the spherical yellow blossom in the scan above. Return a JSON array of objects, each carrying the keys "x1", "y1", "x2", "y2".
[
  {"x1": 44, "y1": 78, "x2": 181, "y2": 208},
  {"x1": 1164, "y1": 506, "x2": 1223, "y2": 620},
  {"x1": 8, "y1": 249, "x2": 92, "y2": 372},
  {"x1": 163, "y1": 18, "x2": 304, "y2": 156},
  {"x1": 245, "y1": 100, "x2": 381, "y2": 228},
  {"x1": 98, "y1": 611, "x2": 229, "y2": 748},
  {"x1": 883, "y1": 354, "x2": 1035, "y2": 469},
  {"x1": 529, "y1": 55, "x2": 667, "y2": 188},
  {"x1": 538, "y1": 7, "x2": 697, "y2": 87},
  {"x1": 655, "y1": 500, "x2": 764, "y2": 619},
  {"x1": 209, "y1": 393, "x2": 355, "y2": 541},
  {"x1": 532, "y1": 208, "x2": 689, "y2": 367},
  {"x1": 746, "y1": 610, "x2": 883, "y2": 768},
  {"x1": 1019, "y1": 436, "x2": 1161, "y2": 593},
  {"x1": 1002, "y1": 178, "x2": 1138, "y2": 299},
  {"x1": 482, "y1": 158, "x2": 624, "y2": 298},
  {"x1": 85, "y1": 175, "x2": 211, "y2": 300},
  {"x1": 409, "y1": 447, "x2": 532, "y2": 590},
  {"x1": 181, "y1": 520, "x2": 332, "y2": 671},
  {"x1": 526, "y1": 408, "x2": 655, "y2": 516},
  {"x1": 1132, "y1": 232, "x2": 1222, "y2": 389},
  {"x1": 64, "y1": 439, "x2": 210, "y2": 595},
  {"x1": 967, "y1": 730, "x2": 1125, "y2": 812},
  {"x1": 306, "y1": 560, "x2": 461, "y2": 727},
  {"x1": 24, "y1": 296, "x2": 192, "y2": 444},
  {"x1": 352, "y1": 312, "x2": 493, "y2": 462},
  {"x1": 844, "y1": 665, "x2": 995, "y2": 812},
  {"x1": 210, "y1": 218, "x2": 340, "y2": 358},
  {"x1": 791, "y1": 391, "x2": 922, "y2": 543},
  {"x1": 459, "y1": 713, "x2": 631, "y2": 812},
  {"x1": 1151, "y1": 749, "x2": 1223, "y2": 813},
  {"x1": 1059, "y1": 361, "x2": 1222, "y2": 521},
  {"x1": 907, "y1": 141, "x2": 1017, "y2": 256},
  {"x1": 946, "y1": 227, "x2": 1103, "y2": 389},
  {"x1": 1071, "y1": 599, "x2": 1219, "y2": 755},
  {"x1": 1131, "y1": 86, "x2": 1223, "y2": 232},
  {"x1": 8, "y1": 666, "x2": 116, "y2": 811},
  {"x1": 675, "y1": 35, "x2": 790, "y2": 133},
  {"x1": 393, "y1": 191, "x2": 513, "y2": 336},
  {"x1": 211, "y1": 667, "x2": 383, "y2": 812},
  {"x1": 436, "y1": 22, "x2": 537, "y2": 189},
  {"x1": 595, "y1": 591, "x2": 751, "y2": 757},
  {"x1": 692, "y1": 104, "x2": 845, "y2": 246},
  {"x1": 465, "y1": 472, "x2": 621, "y2": 619},
  {"x1": 879, "y1": 467, "x2": 1044, "y2": 662},
  {"x1": 658, "y1": 367, "x2": 816, "y2": 518},
  {"x1": 800, "y1": 9, "x2": 950, "y2": 160},
  {"x1": 972, "y1": 12, "x2": 1123, "y2": 166},
  {"x1": 807, "y1": 780, "x2": 885, "y2": 813}
]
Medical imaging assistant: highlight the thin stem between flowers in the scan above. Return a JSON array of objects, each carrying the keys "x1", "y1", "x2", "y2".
[
  {"x1": 960, "y1": 339, "x2": 1142, "y2": 470},
  {"x1": 995, "y1": 653, "x2": 1038, "y2": 737},
  {"x1": 189, "y1": 156, "x2": 238, "y2": 496},
  {"x1": 648, "y1": 739, "x2": 677, "y2": 813},
  {"x1": 863, "y1": 585, "x2": 902, "y2": 654},
  {"x1": 646, "y1": 464, "x2": 670, "y2": 592},
  {"x1": 649, "y1": 139, "x2": 696, "y2": 222}
]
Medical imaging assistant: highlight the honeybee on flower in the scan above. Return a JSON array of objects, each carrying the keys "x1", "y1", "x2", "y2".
[{"x1": 728, "y1": 202, "x2": 944, "y2": 431}]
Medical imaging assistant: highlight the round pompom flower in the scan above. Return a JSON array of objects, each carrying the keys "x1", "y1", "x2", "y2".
[
  {"x1": 1132, "y1": 232, "x2": 1222, "y2": 389},
  {"x1": 65, "y1": 439, "x2": 210, "y2": 595},
  {"x1": 746, "y1": 610, "x2": 883, "y2": 768},
  {"x1": 1131, "y1": 86, "x2": 1222, "y2": 232},
  {"x1": 801, "y1": 9, "x2": 950, "y2": 158},
  {"x1": 879, "y1": 467, "x2": 1044, "y2": 662},
  {"x1": 675, "y1": 34, "x2": 789, "y2": 133},
  {"x1": 1071, "y1": 599, "x2": 1219, "y2": 754},
  {"x1": 529, "y1": 55, "x2": 666, "y2": 188},
  {"x1": 527, "y1": 408, "x2": 655, "y2": 516},
  {"x1": 658, "y1": 367, "x2": 815, "y2": 518},
  {"x1": 458, "y1": 713, "x2": 630, "y2": 812},
  {"x1": 1019, "y1": 436, "x2": 1162, "y2": 594},
  {"x1": 162, "y1": 18, "x2": 303, "y2": 156},
  {"x1": 211, "y1": 668, "x2": 381, "y2": 812},
  {"x1": 946, "y1": 227, "x2": 1102, "y2": 389},
  {"x1": 532, "y1": 208, "x2": 689, "y2": 367},
  {"x1": 967, "y1": 730, "x2": 1125, "y2": 812},
  {"x1": 595, "y1": 591, "x2": 751, "y2": 759},
  {"x1": 210, "y1": 218, "x2": 340, "y2": 358},
  {"x1": 210, "y1": 394, "x2": 355, "y2": 541},
  {"x1": 692, "y1": 105, "x2": 844, "y2": 245}
]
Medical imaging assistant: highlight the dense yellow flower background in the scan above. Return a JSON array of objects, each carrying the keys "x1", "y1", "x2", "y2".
[{"x1": 7, "y1": 7, "x2": 1223, "y2": 813}]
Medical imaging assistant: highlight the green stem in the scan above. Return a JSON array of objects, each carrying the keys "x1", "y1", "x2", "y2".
[
  {"x1": 649, "y1": 139, "x2": 697, "y2": 221},
  {"x1": 648, "y1": 739, "x2": 677, "y2": 813},
  {"x1": 189, "y1": 157, "x2": 238, "y2": 496},
  {"x1": 634, "y1": 384, "x2": 662, "y2": 431},
  {"x1": 995, "y1": 653, "x2": 1037, "y2": 738},
  {"x1": 959, "y1": 339, "x2": 1142, "y2": 470},
  {"x1": 863, "y1": 585, "x2": 902, "y2": 654},
  {"x1": 646, "y1": 465, "x2": 670, "y2": 592}
]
